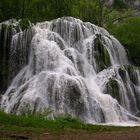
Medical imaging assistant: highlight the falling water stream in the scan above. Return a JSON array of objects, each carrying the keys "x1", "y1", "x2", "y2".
[{"x1": 0, "y1": 17, "x2": 140, "y2": 125}]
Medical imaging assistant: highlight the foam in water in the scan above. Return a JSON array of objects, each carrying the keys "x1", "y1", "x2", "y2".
[{"x1": 0, "y1": 17, "x2": 140, "y2": 125}]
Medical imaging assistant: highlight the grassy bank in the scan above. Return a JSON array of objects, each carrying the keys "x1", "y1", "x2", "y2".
[{"x1": 0, "y1": 111, "x2": 140, "y2": 139}]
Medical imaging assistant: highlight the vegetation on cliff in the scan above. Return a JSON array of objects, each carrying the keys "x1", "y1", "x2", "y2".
[
  {"x1": 1, "y1": 0, "x2": 139, "y2": 67},
  {"x1": 109, "y1": 17, "x2": 140, "y2": 66}
]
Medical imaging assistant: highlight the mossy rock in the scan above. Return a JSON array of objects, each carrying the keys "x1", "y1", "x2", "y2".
[
  {"x1": 1, "y1": 21, "x2": 20, "y2": 34},
  {"x1": 126, "y1": 66, "x2": 139, "y2": 85},
  {"x1": 105, "y1": 78, "x2": 121, "y2": 103},
  {"x1": 0, "y1": 23, "x2": 17, "y2": 94},
  {"x1": 118, "y1": 66, "x2": 127, "y2": 82},
  {"x1": 71, "y1": 24, "x2": 81, "y2": 43},
  {"x1": 19, "y1": 19, "x2": 31, "y2": 31},
  {"x1": 0, "y1": 24, "x2": 7, "y2": 30},
  {"x1": 94, "y1": 35, "x2": 111, "y2": 72},
  {"x1": 118, "y1": 65, "x2": 139, "y2": 85},
  {"x1": 0, "y1": 20, "x2": 33, "y2": 94}
]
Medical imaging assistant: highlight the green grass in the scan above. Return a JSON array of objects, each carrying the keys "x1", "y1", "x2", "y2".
[
  {"x1": 0, "y1": 111, "x2": 139, "y2": 134},
  {"x1": 0, "y1": 111, "x2": 140, "y2": 140}
]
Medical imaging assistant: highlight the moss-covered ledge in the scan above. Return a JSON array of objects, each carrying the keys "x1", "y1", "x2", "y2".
[{"x1": 94, "y1": 34, "x2": 111, "y2": 72}]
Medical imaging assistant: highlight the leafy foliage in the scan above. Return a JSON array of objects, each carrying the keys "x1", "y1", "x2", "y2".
[
  {"x1": 0, "y1": 0, "x2": 130, "y2": 26},
  {"x1": 109, "y1": 17, "x2": 140, "y2": 66},
  {"x1": 0, "y1": 0, "x2": 139, "y2": 69}
]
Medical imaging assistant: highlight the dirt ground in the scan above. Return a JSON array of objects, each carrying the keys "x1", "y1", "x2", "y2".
[
  {"x1": 40, "y1": 131, "x2": 140, "y2": 140},
  {"x1": 1, "y1": 130, "x2": 140, "y2": 140}
]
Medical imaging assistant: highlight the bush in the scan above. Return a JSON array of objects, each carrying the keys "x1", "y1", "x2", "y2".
[
  {"x1": 109, "y1": 17, "x2": 140, "y2": 66},
  {"x1": 19, "y1": 18, "x2": 31, "y2": 30}
]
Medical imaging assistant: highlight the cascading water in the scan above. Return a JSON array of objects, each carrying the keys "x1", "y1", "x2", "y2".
[{"x1": 0, "y1": 17, "x2": 140, "y2": 125}]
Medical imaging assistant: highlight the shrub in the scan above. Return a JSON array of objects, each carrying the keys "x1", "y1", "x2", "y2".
[{"x1": 109, "y1": 17, "x2": 140, "y2": 66}]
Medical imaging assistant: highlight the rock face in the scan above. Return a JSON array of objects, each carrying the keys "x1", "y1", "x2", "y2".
[
  {"x1": 0, "y1": 17, "x2": 140, "y2": 125},
  {"x1": 104, "y1": 0, "x2": 140, "y2": 11},
  {"x1": 126, "y1": 0, "x2": 140, "y2": 10},
  {"x1": 0, "y1": 19, "x2": 32, "y2": 94},
  {"x1": 0, "y1": 20, "x2": 17, "y2": 94}
]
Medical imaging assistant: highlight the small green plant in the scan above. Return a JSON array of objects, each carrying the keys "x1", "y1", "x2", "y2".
[
  {"x1": 20, "y1": 103, "x2": 33, "y2": 117},
  {"x1": 35, "y1": 107, "x2": 53, "y2": 119},
  {"x1": 20, "y1": 104, "x2": 53, "y2": 120},
  {"x1": 19, "y1": 18, "x2": 31, "y2": 30}
]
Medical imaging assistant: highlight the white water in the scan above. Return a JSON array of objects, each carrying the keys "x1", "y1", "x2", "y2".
[{"x1": 1, "y1": 17, "x2": 140, "y2": 125}]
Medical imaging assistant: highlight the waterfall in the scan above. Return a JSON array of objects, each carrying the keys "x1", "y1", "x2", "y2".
[{"x1": 0, "y1": 17, "x2": 140, "y2": 125}]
